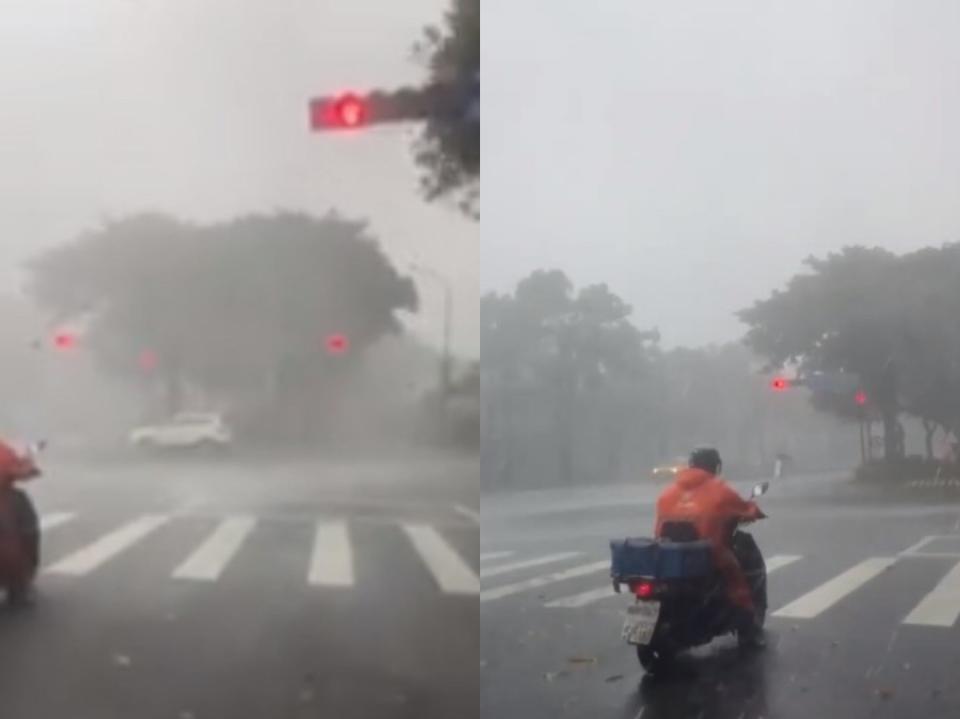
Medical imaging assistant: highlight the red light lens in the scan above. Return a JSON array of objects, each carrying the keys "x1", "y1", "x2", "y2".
[
  {"x1": 854, "y1": 390, "x2": 867, "y2": 405},
  {"x1": 325, "y1": 334, "x2": 349, "y2": 355},
  {"x1": 771, "y1": 377, "x2": 789, "y2": 391},
  {"x1": 53, "y1": 332, "x2": 77, "y2": 350},
  {"x1": 633, "y1": 581, "x2": 655, "y2": 599}
]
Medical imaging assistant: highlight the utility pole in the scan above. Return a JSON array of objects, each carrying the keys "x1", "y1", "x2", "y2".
[{"x1": 410, "y1": 263, "x2": 453, "y2": 398}]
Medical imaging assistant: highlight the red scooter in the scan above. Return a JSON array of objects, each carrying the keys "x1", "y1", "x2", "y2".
[{"x1": 0, "y1": 442, "x2": 43, "y2": 607}]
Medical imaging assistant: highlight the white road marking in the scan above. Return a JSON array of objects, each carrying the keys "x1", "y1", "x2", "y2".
[
  {"x1": 45, "y1": 515, "x2": 170, "y2": 576},
  {"x1": 765, "y1": 554, "x2": 803, "y2": 572},
  {"x1": 308, "y1": 521, "x2": 354, "y2": 587},
  {"x1": 453, "y1": 504, "x2": 479, "y2": 524},
  {"x1": 773, "y1": 557, "x2": 896, "y2": 619},
  {"x1": 545, "y1": 585, "x2": 615, "y2": 609},
  {"x1": 899, "y1": 536, "x2": 940, "y2": 557},
  {"x1": 903, "y1": 560, "x2": 960, "y2": 627},
  {"x1": 404, "y1": 523, "x2": 479, "y2": 595},
  {"x1": 40, "y1": 512, "x2": 76, "y2": 531},
  {"x1": 481, "y1": 552, "x2": 582, "y2": 579},
  {"x1": 481, "y1": 551, "x2": 514, "y2": 562},
  {"x1": 480, "y1": 560, "x2": 608, "y2": 603},
  {"x1": 545, "y1": 554, "x2": 803, "y2": 610},
  {"x1": 172, "y1": 516, "x2": 256, "y2": 581}
]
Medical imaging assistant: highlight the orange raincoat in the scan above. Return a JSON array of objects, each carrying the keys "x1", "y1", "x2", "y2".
[{"x1": 655, "y1": 467, "x2": 762, "y2": 610}]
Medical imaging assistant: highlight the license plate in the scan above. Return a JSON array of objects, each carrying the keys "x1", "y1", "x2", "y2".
[{"x1": 621, "y1": 602, "x2": 660, "y2": 645}]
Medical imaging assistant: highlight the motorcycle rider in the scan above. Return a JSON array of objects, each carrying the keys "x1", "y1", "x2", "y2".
[
  {"x1": 0, "y1": 439, "x2": 41, "y2": 605},
  {"x1": 654, "y1": 447, "x2": 766, "y2": 646}
]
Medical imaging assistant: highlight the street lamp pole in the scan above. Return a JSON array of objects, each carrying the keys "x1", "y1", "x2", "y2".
[{"x1": 410, "y1": 264, "x2": 453, "y2": 397}]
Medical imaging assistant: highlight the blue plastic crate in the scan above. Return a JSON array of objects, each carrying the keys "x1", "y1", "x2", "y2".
[{"x1": 610, "y1": 537, "x2": 713, "y2": 580}]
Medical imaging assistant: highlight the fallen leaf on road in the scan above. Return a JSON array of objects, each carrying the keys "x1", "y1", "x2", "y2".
[
  {"x1": 876, "y1": 687, "x2": 895, "y2": 700},
  {"x1": 605, "y1": 674, "x2": 624, "y2": 683},
  {"x1": 567, "y1": 656, "x2": 597, "y2": 665}
]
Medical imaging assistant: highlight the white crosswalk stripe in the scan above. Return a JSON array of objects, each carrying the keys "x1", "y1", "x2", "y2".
[
  {"x1": 544, "y1": 554, "x2": 804, "y2": 609},
  {"x1": 308, "y1": 520, "x2": 355, "y2": 587},
  {"x1": 481, "y1": 560, "x2": 608, "y2": 603},
  {"x1": 45, "y1": 515, "x2": 171, "y2": 576},
  {"x1": 773, "y1": 557, "x2": 897, "y2": 619},
  {"x1": 404, "y1": 523, "x2": 479, "y2": 595},
  {"x1": 173, "y1": 516, "x2": 257, "y2": 581},
  {"x1": 903, "y1": 560, "x2": 960, "y2": 627},
  {"x1": 481, "y1": 552, "x2": 581, "y2": 579},
  {"x1": 40, "y1": 512, "x2": 76, "y2": 531}
]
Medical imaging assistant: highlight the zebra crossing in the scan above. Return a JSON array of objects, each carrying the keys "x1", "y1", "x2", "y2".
[
  {"x1": 480, "y1": 539, "x2": 960, "y2": 628},
  {"x1": 37, "y1": 511, "x2": 478, "y2": 596}
]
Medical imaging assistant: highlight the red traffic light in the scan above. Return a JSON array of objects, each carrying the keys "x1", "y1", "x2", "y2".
[
  {"x1": 854, "y1": 390, "x2": 868, "y2": 406},
  {"x1": 310, "y1": 93, "x2": 367, "y2": 130},
  {"x1": 53, "y1": 331, "x2": 78, "y2": 350},
  {"x1": 139, "y1": 350, "x2": 158, "y2": 372},
  {"x1": 770, "y1": 377, "x2": 790, "y2": 391},
  {"x1": 325, "y1": 334, "x2": 350, "y2": 355}
]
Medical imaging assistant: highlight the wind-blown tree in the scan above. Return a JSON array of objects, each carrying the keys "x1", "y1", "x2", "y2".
[
  {"x1": 740, "y1": 244, "x2": 960, "y2": 462},
  {"x1": 482, "y1": 270, "x2": 657, "y2": 485},
  {"x1": 414, "y1": 0, "x2": 479, "y2": 217},
  {"x1": 28, "y1": 212, "x2": 418, "y2": 440}
]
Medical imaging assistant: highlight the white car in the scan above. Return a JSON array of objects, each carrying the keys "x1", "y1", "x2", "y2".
[{"x1": 129, "y1": 412, "x2": 232, "y2": 450}]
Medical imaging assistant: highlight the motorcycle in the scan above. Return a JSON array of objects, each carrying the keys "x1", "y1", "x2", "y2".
[
  {"x1": 611, "y1": 481, "x2": 769, "y2": 673},
  {"x1": 0, "y1": 441, "x2": 44, "y2": 607}
]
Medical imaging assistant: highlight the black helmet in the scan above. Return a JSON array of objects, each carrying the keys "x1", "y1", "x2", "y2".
[{"x1": 689, "y1": 447, "x2": 722, "y2": 474}]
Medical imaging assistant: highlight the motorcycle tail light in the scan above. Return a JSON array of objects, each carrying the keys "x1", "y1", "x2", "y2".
[{"x1": 632, "y1": 580, "x2": 655, "y2": 599}]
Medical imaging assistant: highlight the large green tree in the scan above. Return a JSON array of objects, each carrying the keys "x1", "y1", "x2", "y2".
[
  {"x1": 740, "y1": 244, "x2": 960, "y2": 461},
  {"x1": 414, "y1": 0, "x2": 479, "y2": 217},
  {"x1": 28, "y1": 212, "x2": 418, "y2": 440}
]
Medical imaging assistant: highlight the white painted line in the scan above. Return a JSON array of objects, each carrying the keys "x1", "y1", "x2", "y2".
[
  {"x1": 545, "y1": 585, "x2": 615, "y2": 609},
  {"x1": 404, "y1": 523, "x2": 479, "y2": 595},
  {"x1": 481, "y1": 551, "x2": 514, "y2": 562},
  {"x1": 481, "y1": 552, "x2": 582, "y2": 579},
  {"x1": 773, "y1": 557, "x2": 896, "y2": 619},
  {"x1": 480, "y1": 560, "x2": 608, "y2": 603},
  {"x1": 453, "y1": 504, "x2": 479, "y2": 524},
  {"x1": 545, "y1": 554, "x2": 803, "y2": 610},
  {"x1": 308, "y1": 521, "x2": 354, "y2": 587},
  {"x1": 172, "y1": 516, "x2": 256, "y2": 581},
  {"x1": 899, "y1": 536, "x2": 940, "y2": 557},
  {"x1": 765, "y1": 554, "x2": 803, "y2": 572},
  {"x1": 903, "y1": 560, "x2": 960, "y2": 627},
  {"x1": 40, "y1": 512, "x2": 76, "y2": 531},
  {"x1": 45, "y1": 515, "x2": 170, "y2": 576}
]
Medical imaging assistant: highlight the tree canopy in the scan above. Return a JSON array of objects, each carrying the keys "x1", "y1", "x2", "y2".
[
  {"x1": 28, "y1": 212, "x2": 418, "y2": 441},
  {"x1": 414, "y1": 0, "x2": 479, "y2": 217},
  {"x1": 740, "y1": 244, "x2": 960, "y2": 460}
]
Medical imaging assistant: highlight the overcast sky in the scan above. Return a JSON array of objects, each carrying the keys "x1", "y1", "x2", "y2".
[
  {"x1": 0, "y1": 0, "x2": 478, "y2": 357},
  {"x1": 484, "y1": 0, "x2": 960, "y2": 347}
]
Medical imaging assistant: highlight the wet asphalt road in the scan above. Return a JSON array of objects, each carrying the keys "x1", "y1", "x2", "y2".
[
  {"x1": 481, "y1": 473, "x2": 960, "y2": 719},
  {"x1": 0, "y1": 451, "x2": 479, "y2": 719}
]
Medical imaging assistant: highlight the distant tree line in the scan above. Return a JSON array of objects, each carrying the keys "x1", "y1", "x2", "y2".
[{"x1": 481, "y1": 269, "x2": 861, "y2": 491}]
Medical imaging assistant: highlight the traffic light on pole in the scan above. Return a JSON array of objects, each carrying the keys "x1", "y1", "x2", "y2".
[
  {"x1": 53, "y1": 331, "x2": 78, "y2": 350},
  {"x1": 139, "y1": 350, "x2": 158, "y2": 372},
  {"x1": 770, "y1": 377, "x2": 790, "y2": 391},
  {"x1": 325, "y1": 334, "x2": 349, "y2": 356},
  {"x1": 310, "y1": 92, "x2": 368, "y2": 130},
  {"x1": 309, "y1": 83, "x2": 473, "y2": 132}
]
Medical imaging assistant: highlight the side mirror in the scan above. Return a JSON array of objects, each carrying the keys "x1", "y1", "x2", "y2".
[{"x1": 750, "y1": 481, "x2": 769, "y2": 499}]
